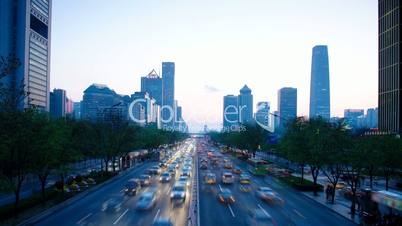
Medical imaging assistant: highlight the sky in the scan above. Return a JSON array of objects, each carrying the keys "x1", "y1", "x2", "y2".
[{"x1": 50, "y1": 0, "x2": 378, "y2": 132}]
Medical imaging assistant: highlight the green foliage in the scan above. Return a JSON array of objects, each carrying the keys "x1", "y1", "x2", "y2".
[{"x1": 278, "y1": 175, "x2": 324, "y2": 191}]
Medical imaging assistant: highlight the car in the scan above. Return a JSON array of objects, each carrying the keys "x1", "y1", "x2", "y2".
[
  {"x1": 171, "y1": 183, "x2": 187, "y2": 203},
  {"x1": 69, "y1": 183, "x2": 80, "y2": 192},
  {"x1": 125, "y1": 179, "x2": 141, "y2": 195},
  {"x1": 152, "y1": 218, "x2": 174, "y2": 226},
  {"x1": 232, "y1": 167, "x2": 242, "y2": 174},
  {"x1": 167, "y1": 167, "x2": 176, "y2": 175},
  {"x1": 149, "y1": 166, "x2": 162, "y2": 175},
  {"x1": 200, "y1": 162, "x2": 208, "y2": 170},
  {"x1": 159, "y1": 172, "x2": 171, "y2": 183},
  {"x1": 222, "y1": 172, "x2": 234, "y2": 184},
  {"x1": 159, "y1": 162, "x2": 168, "y2": 169},
  {"x1": 218, "y1": 188, "x2": 235, "y2": 204},
  {"x1": 240, "y1": 184, "x2": 252, "y2": 192},
  {"x1": 78, "y1": 180, "x2": 89, "y2": 189},
  {"x1": 224, "y1": 162, "x2": 233, "y2": 169},
  {"x1": 256, "y1": 187, "x2": 284, "y2": 204},
  {"x1": 246, "y1": 209, "x2": 275, "y2": 226},
  {"x1": 239, "y1": 174, "x2": 252, "y2": 184},
  {"x1": 178, "y1": 176, "x2": 190, "y2": 187},
  {"x1": 136, "y1": 192, "x2": 157, "y2": 210},
  {"x1": 139, "y1": 174, "x2": 151, "y2": 186},
  {"x1": 183, "y1": 166, "x2": 192, "y2": 172},
  {"x1": 86, "y1": 178, "x2": 96, "y2": 185},
  {"x1": 204, "y1": 173, "x2": 216, "y2": 184},
  {"x1": 181, "y1": 170, "x2": 191, "y2": 177},
  {"x1": 102, "y1": 196, "x2": 124, "y2": 213}
]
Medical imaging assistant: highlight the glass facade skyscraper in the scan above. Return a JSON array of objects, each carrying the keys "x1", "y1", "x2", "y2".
[
  {"x1": 238, "y1": 85, "x2": 253, "y2": 124},
  {"x1": 309, "y1": 45, "x2": 330, "y2": 120},
  {"x1": 378, "y1": 0, "x2": 401, "y2": 134},
  {"x1": 162, "y1": 62, "x2": 175, "y2": 127},
  {"x1": 223, "y1": 95, "x2": 239, "y2": 129},
  {"x1": 0, "y1": 0, "x2": 52, "y2": 110},
  {"x1": 278, "y1": 87, "x2": 297, "y2": 129},
  {"x1": 140, "y1": 69, "x2": 162, "y2": 106}
]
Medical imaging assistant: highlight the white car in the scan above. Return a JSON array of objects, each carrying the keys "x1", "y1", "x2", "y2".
[{"x1": 222, "y1": 172, "x2": 234, "y2": 184}]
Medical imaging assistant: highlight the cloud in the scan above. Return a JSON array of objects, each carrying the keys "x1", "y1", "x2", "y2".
[{"x1": 204, "y1": 85, "x2": 220, "y2": 92}]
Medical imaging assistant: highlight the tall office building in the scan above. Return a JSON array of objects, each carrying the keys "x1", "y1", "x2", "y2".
[
  {"x1": 49, "y1": 88, "x2": 66, "y2": 118},
  {"x1": 378, "y1": 0, "x2": 401, "y2": 134},
  {"x1": 344, "y1": 109, "x2": 364, "y2": 129},
  {"x1": 162, "y1": 62, "x2": 175, "y2": 127},
  {"x1": 366, "y1": 107, "x2": 378, "y2": 129},
  {"x1": 255, "y1": 102, "x2": 270, "y2": 127},
  {"x1": 141, "y1": 69, "x2": 162, "y2": 105},
  {"x1": 238, "y1": 85, "x2": 253, "y2": 124},
  {"x1": 0, "y1": 0, "x2": 52, "y2": 110},
  {"x1": 223, "y1": 95, "x2": 239, "y2": 129},
  {"x1": 73, "y1": 102, "x2": 81, "y2": 119},
  {"x1": 278, "y1": 87, "x2": 297, "y2": 129},
  {"x1": 81, "y1": 84, "x2": 118, "y2": 121},
  {"x1": 309, "y1": 45, "x2": 330, "y2": 120}
]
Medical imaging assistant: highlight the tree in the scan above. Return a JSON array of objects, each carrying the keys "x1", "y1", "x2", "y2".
[{"x1": 377, "y1": 135, "x2": 402, "y2": 190}]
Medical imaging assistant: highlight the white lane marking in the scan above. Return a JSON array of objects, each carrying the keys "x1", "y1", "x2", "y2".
[
  {"x1": 258, "y1": 204, "x2": 270, "y2": 217},
  {"x1": 76, "y1": 213, "x2": 92, "y2": 225},
  {"x1": 153, "y1": 208, "x2": 161, "y2": 222},
  {"x1": 293, "y1": 209, "x2": 306, "y2": 219},
  {"x1": 227, "y1": 204, "x2": 235, "y2": 217},
  {"x1": 218, "y1": 184, "x2": 223, "y2": 192},
  {"x1": 113, "y1": 208, "x2": 129, "y2": 225},
  {"x1": 166, "y1": 187, "x2": 171, "y2": 195}
]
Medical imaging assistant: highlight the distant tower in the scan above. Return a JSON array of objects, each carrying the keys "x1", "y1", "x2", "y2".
[
  {"x1": 278, "y1": 87, "x2": 297, "y2": 129},
  {"x1": 223, "y1": 95, "x2": 239, "y2": 129},
  {"x1": 162, "y1": 62, "x2": 175, "y2": 127},
  {"x1": 309, "y1": 45, "x2": 330, "y2": 120},
  {"x1": 141, "y1": 69, "x2": 162, "y2": 105},
  {"x1": 238, "y1": 85, "x2": 253, "y2": 124}
]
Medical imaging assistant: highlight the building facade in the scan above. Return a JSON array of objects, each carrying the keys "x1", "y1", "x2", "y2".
[
  {"x1": 223, "y1": 95, "x2": 239, "y2": 130},
  {"x1": 238, "y1": 85, "x2": 253, "y2": 125},
  {"x1": 73, "y1": 101, "x2": 81, "y2": 119},
  {"x1": 140, "y1": 69, "x2": 162, "y2": 106},
  {"x1": 255, "y1": 102, "x2": 270, "y2": 127},
  {"x1": 81, "y1": 84, "x2": 118, "y2": 121},
  {"x1": 378, "y1": 0, "x2": 401, "y2": 134},
  {"x1": 278, "y1": 87, "x2": 297, "y2": 129},
  {"x1": 49, "y1": 88, "x2": 65, "y2": 118},
  {"x1": 309, "y1": 45, "x2": 330, "y2": 120},
  {"x1": 344, "y1": 109, "x2": 365, "y2": 129},
  {"x1": 366, "y1": 107, "x2": 378, "y2": 129},
  {"x1": 0, "y1": 0, "x2": 52, "y2": 110},
  {"x1": 162, "y1": 62, "x2": 175, "y2": 127}
]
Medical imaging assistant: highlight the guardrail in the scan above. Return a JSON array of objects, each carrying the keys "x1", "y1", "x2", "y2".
[{"x1": 187, "y1": 145, "x2": 199, "y2": 226}]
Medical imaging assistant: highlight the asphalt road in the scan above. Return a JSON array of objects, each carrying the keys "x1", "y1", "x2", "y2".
[
  {"x1": 198, "y1": 144, "x2": 357, "y2": 226},
  {"x1": 33, "y1": 146, "x2": 193, "y2": 226}
]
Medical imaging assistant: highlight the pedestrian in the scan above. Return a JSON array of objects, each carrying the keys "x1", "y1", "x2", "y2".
[{"x1": 325, "y1": 185, "x2": 330, "y2": 201}]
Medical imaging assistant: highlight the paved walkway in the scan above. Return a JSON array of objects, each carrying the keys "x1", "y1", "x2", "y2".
[{"x1": 301, "y1": 190, "x2": 361, "y2": 224}]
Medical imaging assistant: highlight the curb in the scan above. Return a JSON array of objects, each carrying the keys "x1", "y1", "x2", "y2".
[
  {"x1": 300, "y1": 192, "x2": 360, "y2": 225},
  {"x1": 18, "y1": 162, "x2": 147, "y2": 226}
]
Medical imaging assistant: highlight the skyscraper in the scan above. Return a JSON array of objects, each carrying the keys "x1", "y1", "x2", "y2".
[
  {"x1": 162, "y1": 62, "x2": 175, "y2": 127},
  {"x1": 223, "y1": 95, "x2": 238, "y2": 129},
  {"x1": 0, "y1": 0, "x2": 52, "y2": 110},
  {"x1": 309, "y1": 45, "x2": 330, "y2": 120},
  {"x1": 366, "y1": 107, "x2": 378, "y2": 129},
  {"x1": 255, "y1": 102, "x2": 270, "y2": 127},
  {"x1": 238, "y1": 85, "x2": 253, "y2": 124},
  {"x1": 49, "y1": 88, "x2": 66, "y2": 118},
  {"x1": 81, "y1": 84, "x2": 118, "y2": 121},
  {"x1": 278, "y1": 87, "x2": 297, "y2": 129},
  {"x1": 344, "y1": 109, "x2": 364, "y2": 129},
  {"x1": 141, "y1": 69, "x2": 162, "y2": 106},
  {"x1": 378, "y1": 0, "x2": 401, "y2": 134}
]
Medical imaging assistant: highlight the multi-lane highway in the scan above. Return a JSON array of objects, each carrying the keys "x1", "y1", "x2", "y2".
[
  {"x1": 197, "y1": 141, "x2": 357, "y2": 226},
  {"x1": 33, "y1": 142, "x2": 195, "y2": 226},
  {"x1": 30, "y1": 138, "x2": 357, "y2": 226}
]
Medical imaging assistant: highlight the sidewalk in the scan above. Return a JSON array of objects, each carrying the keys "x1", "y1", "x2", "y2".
[{"x1": 301, "y1": 190, "x2": 360, "y2": 224}]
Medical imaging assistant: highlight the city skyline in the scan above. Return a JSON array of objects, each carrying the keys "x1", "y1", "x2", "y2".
[{"x1": 49, "y1": 0, "x2": 378, "y2": 131}]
